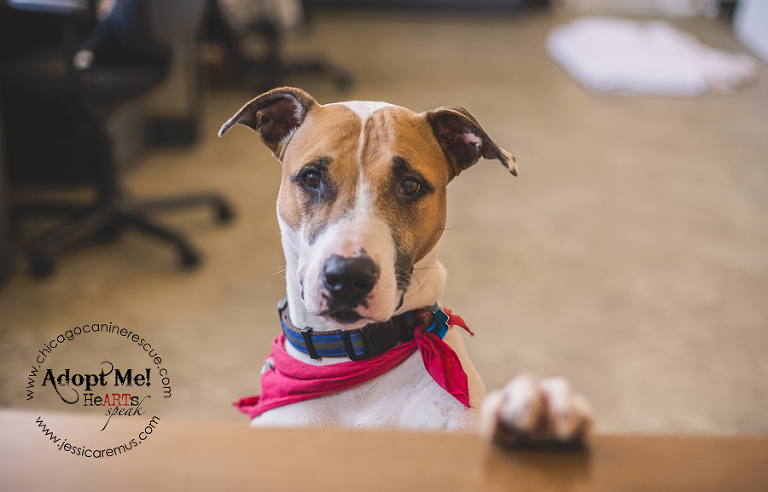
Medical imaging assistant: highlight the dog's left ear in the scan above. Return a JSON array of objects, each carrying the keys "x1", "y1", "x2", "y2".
[{"x1": 424, "y1": 107, "x2": 518, "y2": 178}]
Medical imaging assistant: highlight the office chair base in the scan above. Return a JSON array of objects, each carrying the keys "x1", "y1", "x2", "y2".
[
  {"x1": 27, "y1": 254, "x2": 56, "y2": 278},
  {"x1": 23, "y1": 193, "x2": 234, "y2": 278}
]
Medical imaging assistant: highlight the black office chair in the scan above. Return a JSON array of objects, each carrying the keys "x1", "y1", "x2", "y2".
[{"x1": 0, "y1": 0, "x2": 234, "y2": 277}]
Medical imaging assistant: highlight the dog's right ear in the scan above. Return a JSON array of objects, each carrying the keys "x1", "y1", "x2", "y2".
[{"x1": 218, "y1": 87, "x2": 318, "y2": 157}]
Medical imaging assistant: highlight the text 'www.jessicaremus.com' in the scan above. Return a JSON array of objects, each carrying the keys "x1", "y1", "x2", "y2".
[{"x1": 35, "y1": 415, "x2": 160, "y2": 458}]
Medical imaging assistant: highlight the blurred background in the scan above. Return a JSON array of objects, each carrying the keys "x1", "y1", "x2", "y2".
[{"x1": 0, "y1": 0, "x2": 766, "y2": 433}]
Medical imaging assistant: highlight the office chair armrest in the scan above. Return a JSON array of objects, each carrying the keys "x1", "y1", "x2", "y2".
[
  {"x1": 7, "y1": 0, "x2": 89, "y2": 16},
  {"x1": 6, "y1": 0, "x2": 97, "y2": 36}
]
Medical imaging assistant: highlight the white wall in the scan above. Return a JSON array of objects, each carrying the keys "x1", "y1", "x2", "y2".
[
  {"x1": 735, "y1": 0, "x2": 768, "y2": 63},
  {"x1": 559, "y1": 0, "x2": 719, "y2": 17}
]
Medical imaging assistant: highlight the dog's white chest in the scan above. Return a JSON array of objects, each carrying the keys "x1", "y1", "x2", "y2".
[
  {"x1": 250, "y1": 351, "x2": 479, "y2": 430},
  {"x1": 248, "y1": 314, "x2": 487, "y2": 431}
]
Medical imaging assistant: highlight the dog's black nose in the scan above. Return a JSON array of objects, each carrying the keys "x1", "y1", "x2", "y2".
[{"x1": 322, "y1": 254, "x2": 379, "y2": 305}]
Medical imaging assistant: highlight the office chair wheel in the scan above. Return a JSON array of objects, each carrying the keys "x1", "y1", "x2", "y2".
[
  {"x1": 215, "y1": 202, "x2": 235, "y2": 224},
  {"x1": 97, "y1": 223, "x2": 122, "y2": 243},
  {"x1": 179, "y1": 247, "x2": 201, "y2": 269},
  {"x1": 28, "y1": 253, "x2": 55, "y2": 278},
  {"x1": 332, "y1": 71, "x2": 353, "y2": 92},
  {"x1": 9, "y1": 211, "x2": 23, "y2": 234}
]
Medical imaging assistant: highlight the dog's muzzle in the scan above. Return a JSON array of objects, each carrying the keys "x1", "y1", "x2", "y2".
[{"x1": 322, "y1": 253, "x2": 379, "y2": 320}]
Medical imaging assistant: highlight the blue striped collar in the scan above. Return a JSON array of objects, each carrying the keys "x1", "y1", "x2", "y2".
[{"x1": 278, "y1": 298, "x2": 450, "y2": 361}]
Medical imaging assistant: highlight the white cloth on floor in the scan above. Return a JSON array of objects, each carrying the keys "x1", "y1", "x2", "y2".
[{"x1": 546, "y1": 17, "x2": 758, "y2": 96}]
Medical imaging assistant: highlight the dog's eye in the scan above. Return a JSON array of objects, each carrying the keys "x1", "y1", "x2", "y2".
[
  {"x1": 400, "y1": 178, "x2": 421, "y2": 195},
  {"x1": 302, "y1": 170, "x2": 321, "y2": 188}
]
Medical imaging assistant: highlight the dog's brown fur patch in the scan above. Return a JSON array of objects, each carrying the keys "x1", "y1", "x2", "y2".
[
  {"x1": 278, "y1": 104, "x2": 363, "y2": 236},
  {"x1": 360, "y1": 107, "x2": 451, "y2": 268}
]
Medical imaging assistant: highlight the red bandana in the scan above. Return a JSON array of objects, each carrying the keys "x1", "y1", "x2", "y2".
[{"x1": 235, "y1": 310, "x2": 474, "y2": 419}]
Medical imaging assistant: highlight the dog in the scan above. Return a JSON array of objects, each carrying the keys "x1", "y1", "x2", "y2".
[{"x1": 221, "y1": 87, "x2": 592, "y2": 443}]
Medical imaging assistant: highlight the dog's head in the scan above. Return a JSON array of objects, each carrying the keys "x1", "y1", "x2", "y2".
[{"x1": 220, "y1": 87, "x2": 516, "y2": 327}]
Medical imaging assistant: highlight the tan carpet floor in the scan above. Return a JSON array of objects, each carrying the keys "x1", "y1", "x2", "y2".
[{"x1": 1, "y1": 11, "x2": 767, "y2": 434}]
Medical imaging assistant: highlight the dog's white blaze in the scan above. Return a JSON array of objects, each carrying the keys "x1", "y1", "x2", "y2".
[{"x1": 331, "y1": 100, "x2": 395, "y2": 122}]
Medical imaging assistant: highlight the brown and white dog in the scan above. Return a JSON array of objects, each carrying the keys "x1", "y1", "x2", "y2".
[{"x1": 220, "y1": 87, "x2": 591, "y2": 441}]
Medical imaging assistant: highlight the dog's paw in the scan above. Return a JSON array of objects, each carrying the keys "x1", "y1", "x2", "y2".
[{"x1": 479, "y1": 374, "x2": 592, "y2": 448}]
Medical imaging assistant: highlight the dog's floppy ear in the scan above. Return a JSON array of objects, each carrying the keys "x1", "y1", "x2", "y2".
[
  {"x1": 424, "y1": 107, "x2": 518, "y2": 178},
  {"x1": 218, "y1": 87, "x2": 318, "y2": 157}
]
